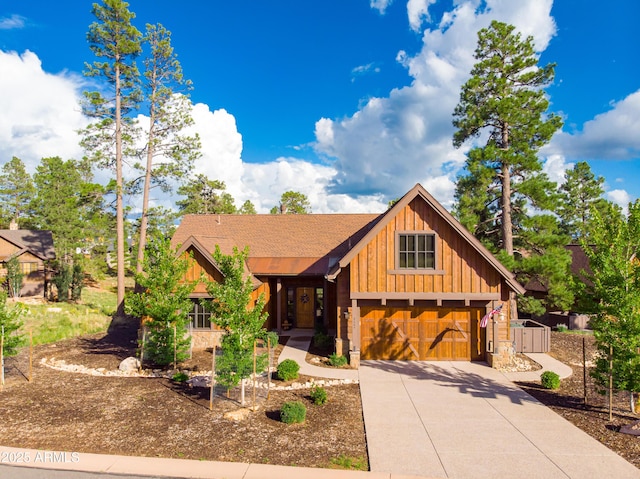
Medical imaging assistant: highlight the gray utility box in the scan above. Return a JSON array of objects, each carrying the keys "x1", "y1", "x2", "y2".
[{"x1": 510, "y1": 319, "x2": 550, "y2": 353}]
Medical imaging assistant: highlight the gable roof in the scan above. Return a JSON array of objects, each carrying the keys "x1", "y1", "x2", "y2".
[
  {"x1": 330, "y1": 184, "x2": 525, "y2": 294},
  {"x1": 0, "y1": 230, "x2": 56, "y2": 261},
  {"x1": 170, "y1": 184, "x2": 524, "y2": 295},
  {"x1": 171, "y1": 214, "x2": 381, "y2": 276}
]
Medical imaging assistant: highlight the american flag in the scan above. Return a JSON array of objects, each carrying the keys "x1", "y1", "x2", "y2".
[{"x1": 480, "y1": 304, "x2": 503, "y2": 328}]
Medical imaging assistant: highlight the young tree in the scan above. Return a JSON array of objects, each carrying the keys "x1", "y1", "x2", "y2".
[
  {"x1": 5, "y1": 256, "x2": 24, "y2": 299},
  {"x1": 134, "y1": 23, "x2": 201, "y2": 275},
  {"x1": 582, "y1": 200, "x2": 640, "y2": 414},
  {"x1": 557, "y1": 161, "x2": 613, "y2": 242},
  {"x1": 204, "y1": 246, "x2": 272, "y2": 405},
  {"x1": 270, "y1": 191, "x2": 311, "y2": 214},
  {"x1": 0, "y1": 157, "x2": 35, "y2": 228},
  {"x1": 81, "y1": 0, "x2": 142, "y2": 317},
  {"x1": 0, "y1": 291, "x2": 25, "y2": 356},
  {"x1": 176, "y1": 175, "x2": 236, "y2": 214},
  {"x1": 126, "y1": 234, "x2": 195, "y2": 366},
  {"x1": 452, "y1": 21, "x2": 565, "y2": 316}
]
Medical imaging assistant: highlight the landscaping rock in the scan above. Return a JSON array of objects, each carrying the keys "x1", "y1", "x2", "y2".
[{"x1": 118, "y1": 357, "x2": 140, "y2": 372}]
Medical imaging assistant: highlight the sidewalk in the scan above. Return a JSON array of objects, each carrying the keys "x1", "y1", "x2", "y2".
[{"x1": 0, "y1": 446, "x2": 427, "y2": 479}]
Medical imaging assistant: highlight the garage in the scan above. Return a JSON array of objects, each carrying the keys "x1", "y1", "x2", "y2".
[{"x1": 360, "y1": 306, "x2": 486, "y2": 361}]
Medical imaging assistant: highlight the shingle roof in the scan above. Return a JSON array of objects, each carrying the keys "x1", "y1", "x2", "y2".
[
  {"x1": 0, "y1": 230, "x2": 56, "y2": 261},
  {"x1": 172, "y1": 214, "x2": 381, "y2": 276}
]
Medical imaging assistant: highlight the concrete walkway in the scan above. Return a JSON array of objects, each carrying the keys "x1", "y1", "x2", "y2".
[
  {"x1": 277, "y1": 329, "x2": 359, "y2": 381},
  {"x1": 501, "y1": 352, "x2": 574, "y2": 382},
  {"x1": 359, "y1": 360, "x2": 639, "y2": 478}
]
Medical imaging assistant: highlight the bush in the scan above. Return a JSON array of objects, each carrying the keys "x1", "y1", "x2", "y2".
[
  {"x1": 540, "y1": 370, "x2": 561, "y2": 390},
  {"x1": 310, "y1": 386, "x2": 328, "y2": 405},
  {"x1": 172, "y1": 371, "x2": 189, "y2": 383},
  {"x1": 313, "y1": 330, "x2": 333, "y2": 349},
  {"x1": 329, "y1": 353, "x2": 348, "y2": 367},
  {"x1": 280, "y1": 400, "x2": 306, "y2": 424},
  {"x1": 555, "y1": 323, "x2": 568, "y2": 332},
  {"x1": 277, "y1": 359, "x2": 300, "y2": 381}
]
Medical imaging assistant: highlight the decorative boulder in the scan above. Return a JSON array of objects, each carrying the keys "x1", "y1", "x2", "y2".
[{"x1": 119, "y1": 357, "x2": 140, "y2": 372}]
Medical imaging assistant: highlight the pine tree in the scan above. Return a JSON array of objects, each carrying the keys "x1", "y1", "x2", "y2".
[
  {"x1": 135, "y1": 23, "x2": 201, "y2": 275},
  {"x1": 0, "y1": 157, "x2": 35, "y2": 228},
  {"x1": 557, "y1": 161, "x2": 613, "y2": 242},
  {"x1": 270, "y1": 191, "x2": 312, "y2": 214},
  {"x1": 80, "y1": 0, "x2": 142, "y2": 317},
  {"x1": 176, "y1": 175, "x2": 236, "y2": 214},
  {"x1": 452, "y1": 21, "x2": 566, "y2": 316},
  {"x1": 0, "y1": 291, "x2": 25, "y2": 356}
]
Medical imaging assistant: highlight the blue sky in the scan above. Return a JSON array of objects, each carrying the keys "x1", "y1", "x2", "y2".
[{"x1": 0, "y1": 0, "x2": 638, "y2": 213}]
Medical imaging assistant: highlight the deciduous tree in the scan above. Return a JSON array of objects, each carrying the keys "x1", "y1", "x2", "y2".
[
  {"x1": 204, "y1": 246, "x2": 273, "y2": 405},
  {"x1": 126, "y1": 234, "x2": 195, "y2": 366},
  {"x1": 582, "y1": 200, "x2": 640, "y2": 414}
]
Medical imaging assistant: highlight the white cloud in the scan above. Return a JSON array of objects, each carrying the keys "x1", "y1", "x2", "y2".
[
  {"x1": 543, "y1": 155, "x2": 572, "y2": 185},
  {"x1": 606, "y1": 189, "x2": 631, "y2": 212},
  {"x1": 407, "y1": 0, "x2": 436, "y2": 32},
  {"x1": 0, "y1": 50, "x2": 87, "y2": 171},
  {"x1": 0, "y1": 14, "x2": 26, "y2": 30},
  {"x1": 370, "y1": 0, "x2": 394, "y2": 14},
  {"x1": 548, "y1": 90, "x2": 640, "y2": 161},
  {"x1": 315, "y1": 0, "x2": 556, "y2": 208}
]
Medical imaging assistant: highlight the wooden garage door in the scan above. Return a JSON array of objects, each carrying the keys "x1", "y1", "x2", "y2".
[{"x1": 360, "y1": 307, "x2": 485, "y2": 361}]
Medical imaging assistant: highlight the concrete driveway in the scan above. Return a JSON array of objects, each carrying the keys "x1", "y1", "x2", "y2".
[{"x1": 359, "y1": 360, "x2": 640, "y2": 479}]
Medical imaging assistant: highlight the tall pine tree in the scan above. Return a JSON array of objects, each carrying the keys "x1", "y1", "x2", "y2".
[
  {"x1": 452, "y1": 21, "x2": 567, "y2": 316},
  {"x1": 80, "y1": 0, "x2": 142, "y2": 317},
  {"x1": 135, "y1": 23, "x2": 201, "y2": 275}
]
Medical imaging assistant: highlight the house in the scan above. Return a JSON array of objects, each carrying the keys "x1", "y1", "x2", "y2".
[
  {"x1": 0, "y1": 227, "x2": 56, "y2": 297},
  {"x1": 171, "y1": 184, "x2": 525, "y2": 368}
]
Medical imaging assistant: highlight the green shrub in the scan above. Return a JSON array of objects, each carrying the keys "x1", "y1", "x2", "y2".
[
  {"x1": 310, "y1": 386, "x2": 328, "y2": 405},
  {"x1": 540, "y1": 370, "x2": 561, "y2": 390},
  {"x1": 555, "y1": 323, "x2": 568, "y2": 332},
  {"x1": 277, "y1": 359, "x2": 300, "y2": 381},
  {"x1": 172, "y1": 371, "x2": 189, "y2": 382},
  {"x1": 280, "y1": 400, "x2": 306, "y2": 424},
  {"x1": 329, "y1": 353, "x2": 347, "y2": 367},
  {"x1": 313, "y1": 330, "x2": 333, "y2": 349}
]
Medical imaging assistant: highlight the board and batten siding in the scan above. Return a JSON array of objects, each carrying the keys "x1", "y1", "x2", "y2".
[{"x1": 350, "y1": 198, "x2": 501, "y2": 296}]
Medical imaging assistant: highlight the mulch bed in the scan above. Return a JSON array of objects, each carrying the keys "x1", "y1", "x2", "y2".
[
  {"x1": 3, "y1": 324, "x2": 639, "y2": 471},
  {"x1": 0, "y1": 319, "x2": 367, "y2": 469},
  {"x1": 517, "y1": 331, "x2": 640, "y2": 469}
]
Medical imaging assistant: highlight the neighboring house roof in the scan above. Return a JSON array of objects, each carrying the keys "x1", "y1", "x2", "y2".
[
  {"x1": 172, "y1": 214, "x2": 381, "y2": 276},
  {"x1": 0, "y1": 230, "x2": 56, "y2": 261},
  {"x1": 170, "y1": 183, "x2": 524, "y2": 295}
]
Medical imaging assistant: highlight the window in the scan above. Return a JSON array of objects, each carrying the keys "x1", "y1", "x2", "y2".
[
  {"x1": 20, "y1": 262, "x2": 39, "y2": 275},
  {"x1": 398, "y1": 233, "x2": 435, "y2": 269},
  {"x1": 188, "y1": 299, "x2": 212, "y2": 329}
]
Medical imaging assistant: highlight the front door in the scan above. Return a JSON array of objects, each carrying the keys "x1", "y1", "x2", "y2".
[{"x1": 296, "y1": 287, "x2": 315, "y2": 328}]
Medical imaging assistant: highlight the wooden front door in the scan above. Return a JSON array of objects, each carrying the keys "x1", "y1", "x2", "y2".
[
  {"x1": 296, "y1": 287, "x2": 315, "y2": 328},
  {"x1": 360, "y1": 307, "x2": 484, "y2": 361}
]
